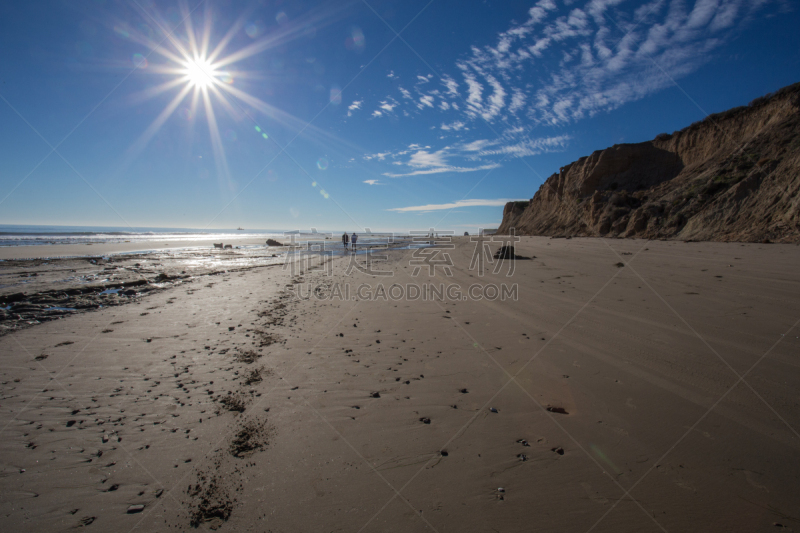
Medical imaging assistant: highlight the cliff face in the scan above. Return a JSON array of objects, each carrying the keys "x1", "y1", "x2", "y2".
[{"x1": 497, "y1": 82, "x2": 800, "y2": 242}]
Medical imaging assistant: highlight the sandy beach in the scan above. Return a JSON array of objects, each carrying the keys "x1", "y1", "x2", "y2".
[{"x1": 1, "y1": 237, "x2": 799, "y2": 532}]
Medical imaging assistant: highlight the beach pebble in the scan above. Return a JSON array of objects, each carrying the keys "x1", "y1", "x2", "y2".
[
  {"x1": 489, "y1": 407, "x2": 498, "y2": 413},
  {"x1": 126, "y1": 504, "x2": 145, "y2": 514},
  {"x1": 370, "y1": 392, "x2": 380, "y2": 398},
  {"x1": 497, "y1": 487, "x2": 505, "y2": 492}
]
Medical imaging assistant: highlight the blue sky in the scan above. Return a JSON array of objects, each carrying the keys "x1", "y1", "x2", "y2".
[{"x1": 0, "y1": 0, "x2": 798, "y2": 233}]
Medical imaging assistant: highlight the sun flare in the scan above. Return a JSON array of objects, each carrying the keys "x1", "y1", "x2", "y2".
[{"x1": 183, "y1": 58, "x2": 217, "y2": 89}]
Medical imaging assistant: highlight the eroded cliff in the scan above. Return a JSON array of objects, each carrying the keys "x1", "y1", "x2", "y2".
[{"x1": 498, "y1": 82, "x2": 800, "y2": 242}]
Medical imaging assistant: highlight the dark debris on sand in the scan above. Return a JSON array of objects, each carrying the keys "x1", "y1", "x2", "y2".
[
  {"x1": 217, "y1": 392, "x2": 248, "y2": 413},
  {"x1": 244, "y1": 366, "x2": 268, "y2": 385},
  {"x1": 229, "y1": 417, "x2": 272, "y2": 458},
  {"x1": 187, "y1": 472, "x2": 234, "y2": 528},
  {"x1": 234, "y1": 349, "x2": 262, "y2": 364}
]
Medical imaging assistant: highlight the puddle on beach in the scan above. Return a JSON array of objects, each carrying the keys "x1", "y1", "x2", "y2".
[{"x1": 98, "y1": 288, "x2": 120, "y2": 295}]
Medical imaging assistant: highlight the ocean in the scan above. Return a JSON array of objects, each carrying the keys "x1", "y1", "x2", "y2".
[{"x1": 0, "y1": 224, "x2": 290, "y2": 247}]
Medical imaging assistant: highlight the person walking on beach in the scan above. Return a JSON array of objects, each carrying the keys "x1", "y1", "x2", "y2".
[
  {"x1": 342, "y1": 232, "x2": 349, "y2": 250},
  {"x1": 351, "y1": 232, "x2": 358, "y2": 252}
]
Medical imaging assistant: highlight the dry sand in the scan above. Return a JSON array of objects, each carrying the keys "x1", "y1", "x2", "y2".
[{"x1": 1, "y1": 237, "x2": 799, "y2": 532}]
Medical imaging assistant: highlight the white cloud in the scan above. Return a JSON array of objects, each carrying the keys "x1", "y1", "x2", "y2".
[
  {"x1": 458, "y1": 134, "x2": 571, "y2": 157},
  {"x1": 383, "y1": 163, "x2": 500, "y2": 178},
  {"x1": 347, "y1": 99, "x2": 362, "y2": 117},
  {"x1": 355, "y1": 0, "x2": 777, "y2": 187},
  {"x1": 388, "y1": 198, "x2": 524, "y2": 212},
  {"x1": 363, "y1": 179, "x2": 381, "y2": 185},
  {"x1": 482, "y1": 75, "x2": 506, "y2": 120},
  {"x1": 363, "y1": 151, "x2": 392, "y2": 161},
  {"x1": 408, "y1": 149, "x2": 448, "y2": 168},
  {"x1": 461, "y1": 139, "x2": 493, "y2": 152},
  {"x1": 441, "y1": 75, "x2": 459, "y2": 96},
  {"x1": 375, "y1": 146, "x2": 502, "y2": 177},
  {"x1": 440, "y1": 120, "x2": 466, "y2": 131},
  {"x1": 463, "y1": 72, "x2": 483, "y2": 115},
  {"x1": 509, "y1": 90, "x2": 526, "y2": 114},
  {"x1": 367, "y1": 0, "x2": 777, "y2": 128},
  {"x1": 418, "y1": 95, "x2": 435, "y2": 109}
]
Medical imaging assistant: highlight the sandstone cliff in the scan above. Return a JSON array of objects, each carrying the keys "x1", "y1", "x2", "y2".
[{"x1": 497, "y1": 82, "x2": 800, "y2": 242}]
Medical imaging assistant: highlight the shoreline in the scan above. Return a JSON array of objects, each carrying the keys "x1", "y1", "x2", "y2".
[{"x1": 0, "y1": 237, "x2": 288, "y2": 261}]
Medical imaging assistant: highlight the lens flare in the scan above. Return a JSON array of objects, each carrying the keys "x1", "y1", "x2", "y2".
[
  {"x1": 245, "y1": 22, "x2": 261, "y2": 38},
  {"x1": 114, "y1": 25, "x2": 130, "y2": 39},
  {"x1": 345, "y1": 27, "x2": 365, "y2": 52},
  {"x1": 316, "y1": 158, "x2": 329, "y2": 170},
  {"x1": 329, "y1": 86, "x2": 341, "y2": 105},
  {"x1": 132, "y1": 53, "x2": 148, "y2": 68}
]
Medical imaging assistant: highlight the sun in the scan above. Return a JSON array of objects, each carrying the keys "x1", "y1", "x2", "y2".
[{"x1": 183, "y1": 57, "x2": 217, "y2": 89}]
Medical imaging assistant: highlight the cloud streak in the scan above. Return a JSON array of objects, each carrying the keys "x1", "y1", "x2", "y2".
[
  {"x1": 363, "y1": 132, "x2": 569, "y2": 177},
  {"x1": 382, "y1": 163, "x2": 500, "y2": 178},
  {"x1": 388, "y1": 198, "x2": 525, "y2": 212}
]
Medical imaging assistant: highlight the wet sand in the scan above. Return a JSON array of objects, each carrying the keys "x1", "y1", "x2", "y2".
[
  {"x1": 0, "y1": 237, "x2": 280, "y2": 261},
  {"x1": 1, "y1": 237, "x2": 799, "y2": 532}
]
